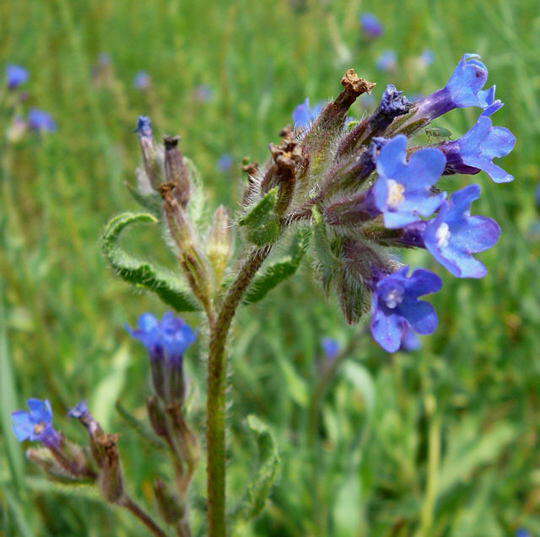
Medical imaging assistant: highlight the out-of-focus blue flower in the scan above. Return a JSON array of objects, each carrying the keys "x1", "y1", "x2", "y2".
[
  {"x1": 321, "y1": 337, "x2": 341, "y2": 360},
  {"x1": 12, "y1": 399, "x2": 62, "y2": 448},
  {"x1": 293, "y1": 98, "x2": 324, "y2": 129},
  {"x1": 372, "y1": 135, "x2": 446, "y2": 228},
  {"x1": 28, "y1": 109, "x2": 57, "y2": 133},
  {"x1": 360, "y1": 93, "x2": 376, "y2": 110},
  {"x1": 376, "y1": 50, "x2": 397, "y2": 73},
  {"x1": 516, "y1": 530, "x2": 531, "y2": 537},
  {"x1": 360, "y1": 13, "x2": 384, "y2": 39},
  {"x1": 68, "y1": 401, "x2": 90, "y2": 420},
  {"x1": 195, "y1": 84, "x2": 214, "y2": 103},
  {"x1": 416, "y1": 54, "x2": 490, "y2": 120},
  {"x1": 441, "y1": 116, "x2": 515, "y2": 183},
  {"x1": 134, "y1": 70, "x2": 152, "y2": 90},
  {"x1": 423, "y1": 184, "x2": 500, "y2": 278},
  {"x1": 399, "y1": 326, "x2": 421, "y2": 351},
  {"x1": 217, "y1": 154, "x2": 234, "y2": 172},
  {"x1": 371, "y1": 267, "x2": 442, "y2": 352},
  {"x1": 420, "y1": 50, "x2": 435, "y2": 67},
  {"x1": 126, "y1": 312, "x2": 197, "y2": 365},
  {"x1": 136, "y1": 115, "x2": 153, "y2": 138},
  {"x1": 6, "y1": 65, "x2": 29, "y2": 90}
]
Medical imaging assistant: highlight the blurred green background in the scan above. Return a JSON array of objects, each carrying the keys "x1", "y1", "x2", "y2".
[{"x1": 1, "y1": 0, "x2": 539, "y2": 536}]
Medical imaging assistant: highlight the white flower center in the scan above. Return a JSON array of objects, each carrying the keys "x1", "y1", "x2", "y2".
[
  {"x1": 386, "y1": 179, "x2": 405, "y2": 208},
  {"x1": 384, "y1": 287, "x2": 404, "y2": 309},
  {"x1": 436, "y1": 222, "x2": 451, "y2": 248}
]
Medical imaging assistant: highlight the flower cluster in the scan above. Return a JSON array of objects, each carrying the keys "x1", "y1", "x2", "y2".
[
  {"x1": 289, "y1": 54, "x2": 514, "y2": 352},
  {"x1": 3, "y1": 65, "x2": 57, "y2": 141}
]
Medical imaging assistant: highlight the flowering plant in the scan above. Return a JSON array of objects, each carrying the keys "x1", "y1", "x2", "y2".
[{"x1": 12, "y1": 54, "x2": 514, "y2": 536}]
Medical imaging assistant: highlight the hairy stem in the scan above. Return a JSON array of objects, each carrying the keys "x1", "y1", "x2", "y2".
[
  {"x1": 206, "y1": 245, "x2": 272, "y2": 537},
  {"x1": 121, "y1": 496, "x2": 168, "y2": 537}
]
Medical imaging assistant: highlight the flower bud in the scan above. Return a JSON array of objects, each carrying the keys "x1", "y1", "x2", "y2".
[
  {"x1": 164, "y1": 136, "x2": 191, "y2": 208},
  {"x1": 95, "y1": 432, "x2": 125, "y2": 504},
  {"x1": 136, "y1": 117, "x2": 162, "y2": 190},
  {"x1": 207, "y1": 205, "x2": 233, "y2": 286},
  {"x1": 153, "y1": 479, "x2": 185, "y2": 524},
  {"x1": 147, "y1": 395, "x2": 169, "y2": 438},
  {"x1": 26, "y1": 447, "x2": 76, "y2": 482}
]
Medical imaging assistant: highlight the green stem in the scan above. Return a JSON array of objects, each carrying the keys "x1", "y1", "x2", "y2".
[
  {"x1": 121, "y1": 496, "x2": 168, "y2": 537},
  {"x1": 206, "y1": 246, "x2": 271, "y2": 537}
]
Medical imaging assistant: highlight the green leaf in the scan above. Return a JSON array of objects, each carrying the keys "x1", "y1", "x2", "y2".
[
  {"x1": 312, "y1": 206, "x2": 339, "y2": 291},
  {"x1": 101, "y1": 212, "x2": 200, "y2": 312},
  {"x1": 243, "y1": 230, "x2": 310, "y2": 304},
  {"x1": 125, "y1": 182, "x2": 162, "y2": 217},
  {"x1": 90, "y1": 344, "x2": 131, "y2": 429},
  {"x1": 239, "y1": 188, "x2": 281, "y2": 246},
  {"x1": 0, "y1": 282, "x2": 25, "y2": 494},
  {"x1": 233, "y1": 415, "x2": 281, "y2": 521}
]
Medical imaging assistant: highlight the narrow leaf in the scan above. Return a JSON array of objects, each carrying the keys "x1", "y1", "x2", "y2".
[
  {"x1": 239, "y1": 188, "x2": 281, "y2": 246},
  {"x1": 101, "y1": 212, "x2": 200, "y2": 312},
  {"x1": 115, "y1": 401, "x2": 167, "y2": 451},
  {"x1": 233, "y1": 415, "x2": 281, "y2": 521},
  {"x1": 243, "y1": 230, "x2": 310, "y2": 304}
]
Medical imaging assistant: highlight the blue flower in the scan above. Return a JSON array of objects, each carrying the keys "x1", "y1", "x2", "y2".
[
  {"x1": 68, "y1": 401, "x2": 90, "y2": 420},
  {"x1": 293, "y1": 98, "x2": 324, "y2": 129},
  {"x1": 126, "y1": 312, "x2": 197, "y2": 365},
  {"x1": 28, "y1": 109, "x2": 57, "y2": 133},
  {"x1": 479, "y1": 85, "x2": 504, "y2": 116},
  {"x1": 423, "y1": 184, "x2": 501, "y2": 278},
  {"x1": 321, "y1": 337, "x2": 341, "y2": 360},
  {"x1": 360, "y1": 13, "x2": 383, "y2": 39},
  {"x1": 136, "y1": 115, "x2": 153, "y2": 138},
  {"x1": 217, "y1": 154, "x2": 234, "y2": 172},
  {"x1": 376, "y1": 50, "x2": 397, "y2": 73},
  {"x1": 6, "y1": 65, "x2": 29, "y2": 89},
  {"x1": 516, "y1": 530, "x2": 531, "y2": 537},
  {"x1": 416, "y1": 54, "x2": 489, "y2": 120},
  {"x1": 441, "y1": 116, "x2": 515, "y2": 183},
  {"x1": 195, "y1": 84, "x2": 214, "y2": 103},
  {"x1": 371, "y1": 267, "x2": 442, "y2": 353},
  {"x1": 134, "y1": 70, "x2": 151, "y2": 90},
  {"x1": 12, "y1": 399, "x2": 62, "y2": 448},
  {"x1": 420, "y1": 50, "x2": 435, "y2": 67},
  {"x1": 372, "y1": 135, "x2": 446, "y2": 228}
]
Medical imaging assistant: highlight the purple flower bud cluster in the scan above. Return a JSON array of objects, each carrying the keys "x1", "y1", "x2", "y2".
[{"x1": 291, "y1": 54, "x2": 514, "y2": 352}]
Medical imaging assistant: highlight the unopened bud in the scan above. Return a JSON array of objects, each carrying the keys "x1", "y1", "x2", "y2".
[
  {"x1": 147, "y1": 396, "x2": 169, "y2": 438},
  {"x1": 160, "y1": 183, "x2": 194, "y2": 252},
  {"x1": 207, "y1": 206, "x2": 233, "y2": 285},
  {"x1": 154, "y1": 479, "x2": 185, "y2": 524},
  {"x1": 136, "y1": 116, "x2": 162, "y2": 190},
  {"x1": 27, "y1": 447, "x2": 75, "y2": 481},
  {"x1": 164, "y1": 136, "x2": 191, "y2": 208},
  {"x1": 95, "y1": 432, "x2": 125, "y2": 503}
]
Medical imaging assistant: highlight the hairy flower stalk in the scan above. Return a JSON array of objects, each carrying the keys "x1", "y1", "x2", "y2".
[{"x1": 15, "y1": 54, "x2": 514, "y2": 537}]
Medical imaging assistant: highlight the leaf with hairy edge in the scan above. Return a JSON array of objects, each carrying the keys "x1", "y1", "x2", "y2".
[
  {"x1": 125, "y1": 182, "x2": 162, "y2": 217},
  {"x1": 243, "y1": 230, "x2": 310, "y2": 304},
  {"x1": 239, "y1": 188, "x2": 281, "y2": 246},
  {"x1": 115, "y1": 401, "x2": 167, "y2": 451},
  {"x1": 232, "y1": 415, "x2": 280, "y2": 521},
  {"x1": 102, "y1": 212, "x2": 200, "y2": 311},
  {"x1": 312, "y1": 206, "x2": 339, "y2": 292}
]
